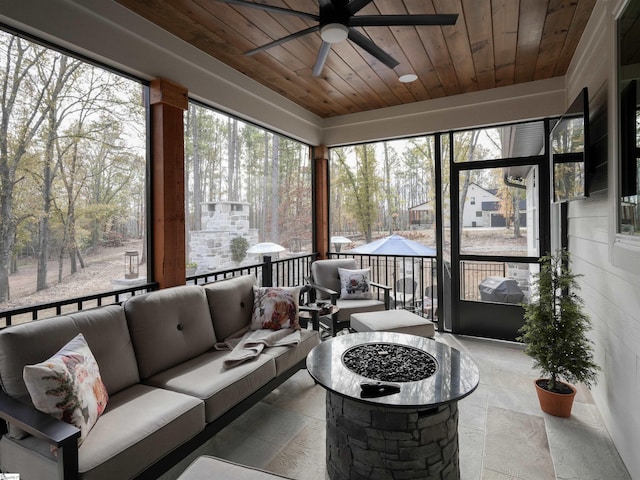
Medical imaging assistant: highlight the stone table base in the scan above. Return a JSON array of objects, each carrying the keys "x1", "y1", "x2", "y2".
[{"x1": 326, "y1": 392, "x2": 460, "y2": 480}]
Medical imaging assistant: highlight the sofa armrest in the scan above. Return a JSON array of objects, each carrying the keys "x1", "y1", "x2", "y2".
[{"x1": 0, "y1": 390, "x2": 80, "y2": 480}]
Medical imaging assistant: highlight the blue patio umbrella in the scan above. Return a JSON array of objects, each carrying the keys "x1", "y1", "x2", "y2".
[{"x1": 348, "y1": 234, "x2": 436, "y2": 256}]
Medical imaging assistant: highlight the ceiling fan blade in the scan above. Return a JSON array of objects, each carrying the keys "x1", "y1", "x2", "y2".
[
  {"x1": 346, "y1": 0, "x2": 373, "y2": 15},
  {"x1": 347, "y1": 28, "x2": 399, "y2": 69},
  {"x1": 351, "y1": 14, "x2": 458, "y2": 27},
  {"x1": 211, "y1": 0, "x2": 319, "y2": 22},
  {"x1": 312, "y1": 41, "x2": 332, "y2": 77},
  {"x1": 245, "y1": 26, "x2": 320, "y2": 56}
]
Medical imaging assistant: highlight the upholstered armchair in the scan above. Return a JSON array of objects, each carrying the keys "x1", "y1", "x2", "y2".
[{"x1": 308, "y1": 258, "x2": 391, "y2": 336}]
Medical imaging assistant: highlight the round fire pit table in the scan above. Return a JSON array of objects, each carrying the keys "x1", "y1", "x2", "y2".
[{"x1": 307, "y1": 332, "x2": 479, "y2": 480}]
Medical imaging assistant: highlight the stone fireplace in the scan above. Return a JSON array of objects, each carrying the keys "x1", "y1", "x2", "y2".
[{"x1": 188, "y1": 201, "x2": 258, "y2": 273}]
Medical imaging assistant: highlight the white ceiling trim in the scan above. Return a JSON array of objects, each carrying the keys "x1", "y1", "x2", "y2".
[{"x1": 321, "y1": 77, "x2": 567, "y2": 146}]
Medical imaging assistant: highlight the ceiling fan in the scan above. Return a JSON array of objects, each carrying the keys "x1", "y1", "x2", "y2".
[{"x1": 213, "y1": 0, "x2": 458, "y2": 77}]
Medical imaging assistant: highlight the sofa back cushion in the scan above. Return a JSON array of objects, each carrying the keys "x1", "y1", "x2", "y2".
[
  {"x1": 124, "y1": 285, "x2": 216, "y2": 379},
  {"x1": 69, "y1": 306, "x2": 140, "y2": 394},
  {"x1": 0, "y1": 305, "x2": 138, "y2": 400},
  {"x1": 311, "y1": 259, "x2": 357, "y2": 300},
  {"x1": 204, "y1": 275, "x2": 256, "y2": 341}
]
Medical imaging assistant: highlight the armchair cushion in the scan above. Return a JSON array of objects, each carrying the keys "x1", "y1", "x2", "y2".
[
  {"x1": 335, "y1": 298, "x2": 386, "y2": 322},
  {"x1": 310, "y1": 259, "x2": 357, "y2": 300}
]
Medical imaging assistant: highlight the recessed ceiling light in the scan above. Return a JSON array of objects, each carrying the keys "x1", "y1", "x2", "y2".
[
  {"x1": 320, "y1": 23, "x2": 349, "y2": 44},
  {"x1": 399, "y1": 73, "x2": 418, "y2": 83}
]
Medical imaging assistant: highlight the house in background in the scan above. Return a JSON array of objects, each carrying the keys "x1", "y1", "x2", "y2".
[
  {"x1": 408, "y1": 202, "x2": 435, "y2": 229},
  {"x1": 461, "y1": 183, "x2": 499, "y2": 227},
  {"x1": 481, "y1": 198, "x2": 528, "y2": 228}
]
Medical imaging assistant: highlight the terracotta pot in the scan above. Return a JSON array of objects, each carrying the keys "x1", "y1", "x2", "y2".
[{"x1": 534, "y1": 379, "x2": 576, "y2": 417}]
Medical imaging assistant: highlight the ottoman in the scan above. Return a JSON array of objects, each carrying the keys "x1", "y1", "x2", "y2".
[{"x1": 350, "y1": 309, "x2": 436, "y2": 338}]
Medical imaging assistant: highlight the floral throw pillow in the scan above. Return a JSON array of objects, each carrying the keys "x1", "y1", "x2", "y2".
[
  {"x1": 23, "y1": 333, "x2": 109, "y2": 446},
  {"x1": 338, "y1": 267, "x2": 373, "y2": 300},
  {"x1": 251, "y1": 286, "x2": 301, "y2": 331}
]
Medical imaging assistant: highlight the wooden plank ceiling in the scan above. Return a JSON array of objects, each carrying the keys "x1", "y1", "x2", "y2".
[{"x1": 116, "y1": 0, "x2": 596, "y2": 118}]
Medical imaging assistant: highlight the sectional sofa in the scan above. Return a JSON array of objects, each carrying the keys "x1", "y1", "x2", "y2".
[{"x1": 0, "y1": 274, "x2": 319, "y2": 480}]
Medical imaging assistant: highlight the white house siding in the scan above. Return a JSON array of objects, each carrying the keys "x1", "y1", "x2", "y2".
[
  {"x1": 566, "y1": 1, "x2": 640, "y2": 478},
  {"x1": 461, "y1": 183, "x2": 499, "y2": 227}
]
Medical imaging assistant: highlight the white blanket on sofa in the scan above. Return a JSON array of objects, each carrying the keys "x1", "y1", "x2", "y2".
[{"x1": 215, "y1": 326, "x2": 301, "y2": 368}]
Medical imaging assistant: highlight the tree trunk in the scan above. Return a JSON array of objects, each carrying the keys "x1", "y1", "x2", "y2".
[
  {"x1": 37, "y1": 106, "x2": 57, "y2": 291},
  {"x1": 270, "y1": 135, "x2": 280, "y2": 243},
  {"x1": 384, "y1": 142, "x2": 393, "y2": 234},
  {"x1": 261, "y1": 134, "x2": 269, "y2": 238},
  {"x1": 513, "y1": 196, "x2": 521, "y2": 238}
]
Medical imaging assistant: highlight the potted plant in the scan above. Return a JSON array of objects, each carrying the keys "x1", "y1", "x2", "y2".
[{"x1": 517, "y1": 249, "x2": 599, "y2": 417}]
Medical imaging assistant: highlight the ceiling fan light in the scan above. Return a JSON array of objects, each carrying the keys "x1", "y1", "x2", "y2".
[
  {"x1": 399, "y1": 73, "x2": 418, "y2": 83},
  {"x1": 321, "y1": 23, "x2": 349, "y2": 43}
]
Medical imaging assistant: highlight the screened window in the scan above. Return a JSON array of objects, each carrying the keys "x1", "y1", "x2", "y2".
[
  {"x1": 0, "y1": 30, "x2": 147, "y2": 314},
  {"x1": 329, "y1": 137, "x2": 437, "y2": 249},
  {"x1": 184, "y1": 102, "x2": 312, "y2": 274}
]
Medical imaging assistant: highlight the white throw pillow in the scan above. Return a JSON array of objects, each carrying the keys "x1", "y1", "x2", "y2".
[
  {"x1": 23, "y1": 333, "x2": 109, "y2": 446},
  {"x1": 338, "y1": 267, "x2": 373, "y2": 300}
]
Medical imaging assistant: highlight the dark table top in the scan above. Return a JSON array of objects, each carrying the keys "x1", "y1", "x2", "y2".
[{"x1": 307, "y1": 332, "x2": 480, "y2": 408}]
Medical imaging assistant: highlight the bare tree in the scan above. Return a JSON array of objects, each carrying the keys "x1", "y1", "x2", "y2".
[{"x1": 0, "y1": 35, "x2": 53, "y2": 301}]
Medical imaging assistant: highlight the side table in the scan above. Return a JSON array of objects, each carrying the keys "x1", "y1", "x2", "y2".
[{"x1": 299, "y1": 304, "x2": 340, "y2": 338}]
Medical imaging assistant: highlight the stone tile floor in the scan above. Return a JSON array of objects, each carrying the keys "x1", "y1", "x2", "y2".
[{"x1": 163, "y1": 333, "x2": 631, "y2": 480}]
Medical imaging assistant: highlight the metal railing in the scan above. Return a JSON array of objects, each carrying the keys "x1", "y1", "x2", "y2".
[
  {"x1": 332, "y1": 252, "x2": 438, "y2": 318},
  {"x1": 1, "y1": 254, "x2": 318, "y2": 329},
  {"x1": 187, "y1": 253, "x2": 317, "y2": 287},
  {"x1": 460, "y1": 261, "x2": 506, "y2": 301},
  {"x1": 0, "y1": 282, "x2": 159, "y2": 328}
]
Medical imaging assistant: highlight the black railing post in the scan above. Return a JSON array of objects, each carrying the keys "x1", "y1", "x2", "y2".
[{"x1": 262, "y1": 256, "x2": 273, "y2": 287}]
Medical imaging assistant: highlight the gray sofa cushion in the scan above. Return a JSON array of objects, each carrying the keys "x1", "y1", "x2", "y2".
[
  {"x1": 145, "y1": 350, "x2": 276, "y2": 423},
  {"x1": 0, "y1": 313, "x2": 76, "y2": 400},
  {"x1": 125, "y1": 286, "x2": 216, "y2": 379},
  {"x1": 262, "y1": 329, "x2": 319, "y2": 374},
  {"x1": 0, "y1": 384, "x2": 205, "y2": 480},
  {"x1": 0, "y1": 305, "x2": 138, "y2": 399},
  {"x1": 69, "y1": 306, "x2": 141, "y2": 395},
  {"x1": 311, "y1": 259, "x2": 357, "y2": 300},
  {"x1": 204, "y1": 275, "x2": 256, "y2": 341}
]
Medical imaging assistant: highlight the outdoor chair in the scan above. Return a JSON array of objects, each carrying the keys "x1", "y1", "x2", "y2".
[
  {"x1": 308, "y1": 258, "x2": 391, "y2": 336},
  {"x1": 393, "y1": 277, "x2": 418, "y2": 309},
  {"x1": 422, "y1": 285, "x2": 438, "y2": 319}
]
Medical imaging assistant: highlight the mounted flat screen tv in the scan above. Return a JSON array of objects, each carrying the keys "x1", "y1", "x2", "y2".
[{"x1": 550, "y1": 87, "x2": 590, "y2": 203}]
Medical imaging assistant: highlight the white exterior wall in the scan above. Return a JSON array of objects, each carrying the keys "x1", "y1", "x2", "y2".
[
  {"x1": 461, "y1": 184, "x2": 499, "y2": 227},
  {"x1": 565, "y1": 1, "x2": 640, "y2": 478}
]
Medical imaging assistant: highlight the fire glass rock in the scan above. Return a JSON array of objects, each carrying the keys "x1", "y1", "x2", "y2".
[{"x1": 342, "y1": 342, "x2": 437, "y2": 382}]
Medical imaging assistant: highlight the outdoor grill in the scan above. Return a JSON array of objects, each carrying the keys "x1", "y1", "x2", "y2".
[{"x1": 479, "y1": 276, "x2": 524, "y2": 304}]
